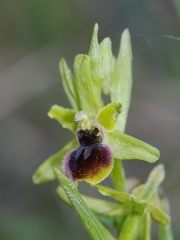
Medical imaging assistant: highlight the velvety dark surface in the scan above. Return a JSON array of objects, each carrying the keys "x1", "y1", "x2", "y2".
[{"x1": 64, "y1": 128, "x2": 112, "y2": 181}]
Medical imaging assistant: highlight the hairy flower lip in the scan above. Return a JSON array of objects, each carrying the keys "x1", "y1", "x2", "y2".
[{"x1": 63, "y1": 126, "x2": 114, "y2": 184}]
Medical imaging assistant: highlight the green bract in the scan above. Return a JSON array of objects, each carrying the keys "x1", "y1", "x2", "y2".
[{"x1": 32, "y1": 24, "x2": 173, "y2": 240}]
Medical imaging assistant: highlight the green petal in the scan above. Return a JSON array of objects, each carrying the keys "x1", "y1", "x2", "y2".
[
  {"x1": 106, "y1": 130, "x2": 160, "y2": 163},
  {"x1": 55, "y1": 169, "x2": 115, "y2": 240},
  {"x1": 111, "y1": 29, "x2": 132, "y2": 132},
  {"x1": 74, "y1": 54, "x2": 103, "y2": 117},
  {"x1": 48, "y1": 105, "x2": 77, "y2": 133},
  {"x1": 57, "y1": 186, "x2": 123, "y2": 217},
  {"x1": 59, "y1": 58, "x2": 80, "y2": 110},
  {"x1": 96, "y1": 103, "x2": 122, "y2": 132},
  {"x1": 32, "y1": 139, "x2": 78, "y2": 184}
]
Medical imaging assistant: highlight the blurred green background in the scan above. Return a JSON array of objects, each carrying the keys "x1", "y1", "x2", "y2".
[{"x1": 0, "y1": 0, "x2": 180, "y2": 239}]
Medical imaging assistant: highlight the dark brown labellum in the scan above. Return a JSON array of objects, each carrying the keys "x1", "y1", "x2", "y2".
[{"x1": 63, "y1": 127, "x2": 113, "y2": 183}]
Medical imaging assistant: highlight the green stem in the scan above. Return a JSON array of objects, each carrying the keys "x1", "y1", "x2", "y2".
[{"x1": 111, "y1": 160, "x2": 125, "y2": 191}]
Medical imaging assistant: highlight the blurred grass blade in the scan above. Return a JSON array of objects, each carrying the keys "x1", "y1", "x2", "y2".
[
  {"x1": 55, "y1": 169, "x2": 116, "y2": 240},
  {"x1": 57, "y1": 186, "x2": 124, "y2": 217},
  {"x1": 111, "y1": 29, "x2": 132, "y2": 132},
  {"x1": 48, "y1": 105, "x2": 77, "y2": 133},
  {"x1": 106, "y1": 130, "x2": 160, "y2": 163},
  {"x1": 59, "y1": 58, "x2": 80, "y2": 110},
  {"x1": 32, "y1": 139, "x2": 78, "y2": 184},
  {"x1": 96, "y1": 103, "x2": 122, "y2": 132}
]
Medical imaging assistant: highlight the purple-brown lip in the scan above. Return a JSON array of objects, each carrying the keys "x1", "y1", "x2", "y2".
[{"x1": 63, "y1": 128, "x2": 113, "y2": 183}]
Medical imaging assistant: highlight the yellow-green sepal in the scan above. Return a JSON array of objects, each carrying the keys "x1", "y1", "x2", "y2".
[
  {"x1": 106, "y1": 130, "x2": 160, "y2": 163},
  {"x1": 59, "y1": 58, "x2": 80, "y2": 110},
  {"x1": 111, "y1": 29, "x2": 132, "y2": 132},
  {"x1": 74, "y1": 54, "x2": 103, "y2": 117},
  {"x1": 99, "y1": 37, "x2": 115, "y2": 95},
  {"x1": 88, "y1": 23, "x2": 115, "y2": 96}
]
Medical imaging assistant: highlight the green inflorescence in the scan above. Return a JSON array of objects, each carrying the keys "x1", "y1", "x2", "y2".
[{"x1": 32, "y1": 24, "x2": 173, "y2": 240}]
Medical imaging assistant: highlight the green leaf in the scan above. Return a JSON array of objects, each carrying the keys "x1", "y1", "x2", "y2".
[
  {"x1": 106, "y1": 130, "x2": 160, "y2": 163},
  {"x1": 48, "y1": 105, "x2": 77, "y2": 132},
  {"x1": 74, "y1": 54, "x2": 103, "y2": 117},
  {"x1": 55, "y1": 169, "x2": 115, "y2": 240},
  {"x1": 58, "y1": 184, "x2": 119, "y2": 227},
  {"x1": 96, "y1": 103, "x2": 122, "y2": 132},
  {"x1": 32, "y1": 139, "x2": 78, "y2": 184},
  {"x1": 111, "y1": 29, "x2": 132, "y2": 132},
  {"x1": 111, "y1": 160, "x2": 126, "y2": 191},
  {"x1": 57, "y1": 186, "x2": 124, "y2": 217},
  {"x1": 59, "y1": 58, "x2": 80, "y2": 110}
]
